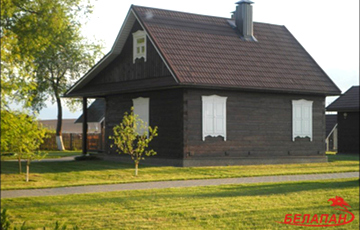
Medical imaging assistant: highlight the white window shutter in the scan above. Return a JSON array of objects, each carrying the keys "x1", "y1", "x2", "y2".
[
  {"x1": 204, "y1": 101, "x2": 214, "y2": 135},
  {"x1": 214, "y1": 99, "x2": 226, "y2": 137},
  {"x1": 292, "y1": 99, "x2": 313, "y2": 141},
  {"x1": 132, "y1": 97, "x2": 149, "y2": 135},
  {"x1": 202, "y1": 95, "x2": 227, "y2": 141}
]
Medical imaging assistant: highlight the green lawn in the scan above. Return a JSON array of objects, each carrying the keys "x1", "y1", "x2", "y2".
[
  {"x1": 1, "y1": 154, "x2": 358, "y2": 190},
  {"x1": 1, "y1": 178, "x2": 359, "y2": 229},
  {"x1": 1, "y1": 151, "x2": 81, "y2": 160}
]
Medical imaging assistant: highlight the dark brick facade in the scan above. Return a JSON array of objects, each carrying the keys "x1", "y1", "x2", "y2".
[
  {"x1": 103, "y1": 88, "x2": 327, "y2": 166},
  {"x1": 337, "y1": 112, "x2": 359, "y2": 154},
  {"x1": 105, "y1": 89, "x2": 184, "y2": 160}
]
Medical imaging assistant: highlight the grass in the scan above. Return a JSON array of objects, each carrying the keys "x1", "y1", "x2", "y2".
[
  {"x1": 1, "y1": 151, "x2": 81, "y2": 160},
  {"x1": 1, "y1": 178, "x2": 359, "y2": 229},
  {"x1": 326, "y1": 151, "x2": 337, "y2": 155},
  {"x1": 1, "y1": 154, "x2": 358, "y2": 190}
]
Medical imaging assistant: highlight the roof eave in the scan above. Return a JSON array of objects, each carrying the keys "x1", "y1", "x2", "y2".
[{"x1": 326, "y1": 108, "x2": 360, "y2": 112}]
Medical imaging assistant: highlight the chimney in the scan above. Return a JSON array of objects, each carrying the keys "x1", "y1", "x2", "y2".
[{"x1": 235, "y1": 0, "x2": 257, "y2": 41}]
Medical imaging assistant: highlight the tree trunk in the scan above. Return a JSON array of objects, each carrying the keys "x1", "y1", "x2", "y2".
[
  {"x1": 135, "y1": 162, "x2": 138, "y2": 176},
  {"x1": 18, "y1": 156, "x2": 22, "y2": 174},
  {"x1": 55, "y1": 95, "x2": 65, "y2": 151},
  {"x1": 26, "y1": 159, "x2": 30, "y2": 182}
]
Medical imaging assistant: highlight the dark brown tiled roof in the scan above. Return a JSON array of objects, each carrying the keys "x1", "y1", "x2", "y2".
[
  {"x1": 327, "y1": 86, "x2": 359, "y2": 111},
  {"x1": 133, "y1": 5, "x2": 340, "y2": 95}
]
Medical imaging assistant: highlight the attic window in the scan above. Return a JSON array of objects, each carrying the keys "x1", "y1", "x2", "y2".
[
  {"x1": 133, "y1": 30, "x2": 147, "y2": 63},
  {"x1": 292, "y1": 99, "x2": 313, "y2": 141}
]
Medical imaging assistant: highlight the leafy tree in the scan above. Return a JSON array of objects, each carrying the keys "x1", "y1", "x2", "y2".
[
  {"x1": 110, "y1": 108, "x2": 158, "y2": 176},
  {"x1": 28, "y1": 22, "x2": 102, "y2": 150},
  {"x1": 1, "y1": 0, "x2": 91, "y2": 106},
  {"x1": 0, "y1": 109, "x2": 48, "y2": 180},
  {"x1": 1, "y1": 0, "x2": 102, "y2": 150}
]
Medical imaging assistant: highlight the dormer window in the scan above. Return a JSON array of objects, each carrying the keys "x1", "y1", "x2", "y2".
[{"x1": 133, "y1": 30, "x2": 147, "y2": 63}]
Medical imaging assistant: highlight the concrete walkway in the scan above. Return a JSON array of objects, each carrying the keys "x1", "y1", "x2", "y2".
[{"x1": 1, "y1": 172, "x2": 358, "y2": 199}]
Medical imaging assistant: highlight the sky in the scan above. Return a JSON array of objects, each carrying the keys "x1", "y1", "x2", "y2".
[{"x1": 36, "y1": 0, "x2": 359, "y2": 120}]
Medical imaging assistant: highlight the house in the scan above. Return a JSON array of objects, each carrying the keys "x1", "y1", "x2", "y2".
[
  {"x1": 39, "y1": 119, "x2": 101, "y2": 134},
  {"x1": 326, "y1": 86, "x2": 359, "y2": 154},
  {"x1": 65, "y1": 2, "x2": 340, "y2": 166},
  {"x1": 39, "y1": 119, "x2": 83, "y2": 133},
  {"x1": 325, "y1": 114, "x2": 337, "y2": 152}
]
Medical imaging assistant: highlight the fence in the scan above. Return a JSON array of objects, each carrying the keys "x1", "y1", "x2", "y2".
[{"x1": 40, "y1": 133, "x2": 103, "y2": 151}]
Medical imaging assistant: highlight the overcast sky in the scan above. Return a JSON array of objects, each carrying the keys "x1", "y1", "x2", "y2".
[{"x1": 37, "y1": 0, "x2": 359, "y2": 120}]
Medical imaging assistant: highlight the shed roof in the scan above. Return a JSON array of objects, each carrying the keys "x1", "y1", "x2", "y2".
[
  {"x1": 326, "y1": 86, "x2": 359, "y2": 112},
  {"x1": 66, "y1": 5, "x2": 340, "y2": 97},
  {"x1": 75, "y1": 99, "x2": 105, "y2": 123}
]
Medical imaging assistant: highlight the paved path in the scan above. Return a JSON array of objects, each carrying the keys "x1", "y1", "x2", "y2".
[{"x1": 1, "y1": 172, "x2": 358, "y2": 199}]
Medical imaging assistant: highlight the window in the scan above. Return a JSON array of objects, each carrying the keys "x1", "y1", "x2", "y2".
[
  {"x1": 292, "y1": 99, "x2": 313, "y2": 141},
  {"x1": 202, "y1": 95, "x2": 227, "y2": 141},
  {"x1": 132, "y1": 97, "x2": 149, "y2": 135},
  {"x1": 132, "y1": 30, "x2": 147, "y2": 63}
]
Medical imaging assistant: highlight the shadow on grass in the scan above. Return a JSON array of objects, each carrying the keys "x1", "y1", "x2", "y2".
[
  {"x1": 1, "y1": 154, "x2": 358, "y2": 175},
  {"x1": 32, "y1": 179, "x2": 359, "y2": 207},
  {"x1": 0, "y1": 160, "x2": 137, "y2": 174},
  {"x1": 194, "y1": 179, "x2": 360, "y2": 198},
  {"x1": 327, "y1": 154, "x2": 359, "y2": 162}
]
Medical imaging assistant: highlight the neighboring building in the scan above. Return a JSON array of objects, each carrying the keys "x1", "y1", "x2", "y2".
[
  {"x1": 327, "y1": 86, "x2": 359, "y2": 154},
  {"x1": 325, "y1": 114, "x2": 337, "y2": 152},
  {"x1": 39, "y1": 119, "x2": 82, "y2": 133},
  {"x1": 39, "y1": 119, "x2": 101, "y2": 133},
  {"x1": 65, "y1": 2, "x2": 340, "y2": 166}
]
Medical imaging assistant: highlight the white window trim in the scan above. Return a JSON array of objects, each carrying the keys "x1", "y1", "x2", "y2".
[
  {"x1": 132, "y1": 97, "x2": 149, "y2": 135},
  {"x1": 292, "y1": 99, "x2": 313, "y2": 141},
  {"x1": 132, "y1": 30, "x2": 147, "y2": 63},
  {"x1": 202, "y1": 95, "x2": 227, "y2": 141}
]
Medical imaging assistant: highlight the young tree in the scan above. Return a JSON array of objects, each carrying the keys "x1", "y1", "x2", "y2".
[
  {"x1": 23, "y1": 150, "x2": 47, "y2": 182},
  {"x1": 110, "y1": 108, "x2": 158, "y2": 176},
  {"x1": 0, "y1": 110, "x2": 48, "y2": 179}
]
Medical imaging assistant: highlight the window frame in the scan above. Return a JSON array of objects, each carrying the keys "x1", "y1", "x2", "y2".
[
  {"x1": 132, "y1": 30, "x2": 147, "y2": 63},
  {"x1": 202, "y1": 95, "x2": 227, "y2": 141},
  {"x1": 292, "y1": 99, "x2": 313, "y2": 141}
]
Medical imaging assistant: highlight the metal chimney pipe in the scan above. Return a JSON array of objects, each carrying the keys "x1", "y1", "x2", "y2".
[{"x1": 235, "y1": 0, "x2": 257, "y2": 41}]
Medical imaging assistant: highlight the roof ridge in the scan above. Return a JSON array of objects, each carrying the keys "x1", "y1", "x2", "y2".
[
  {"x1": 132, "y1": 4, "x2": 286, "y2": 27},
  {"x1": 132, "y1": 4, "x2": 231, "y2": 20}
]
